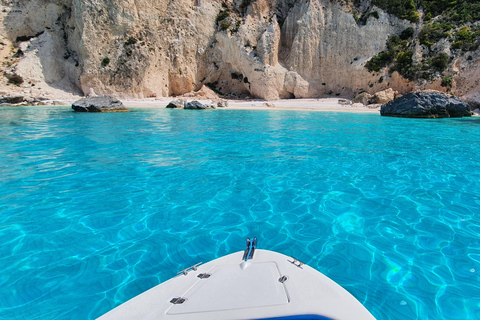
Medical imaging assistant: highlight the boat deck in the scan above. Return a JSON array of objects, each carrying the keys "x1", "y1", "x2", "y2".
[{"x1": 97, "y1": 250, "x2": 376, "y2": 320}]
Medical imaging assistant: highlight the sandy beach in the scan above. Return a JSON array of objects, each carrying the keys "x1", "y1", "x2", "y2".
[{"x1": 121, "y1": 98, "x2": 381, "y2": 113}]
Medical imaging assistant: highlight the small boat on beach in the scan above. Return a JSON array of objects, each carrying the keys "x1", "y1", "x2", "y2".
[{"x1": 97, "y1": 238, "x2": 376, "y2": 320}]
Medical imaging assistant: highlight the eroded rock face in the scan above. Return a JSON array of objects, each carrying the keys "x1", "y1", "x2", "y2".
[
  {"x1": 72, "y1": 96, "x2": 129, "y2": 112},
  {"x1": 380, "y1": 92, "x2": 472, "y2": 118},
  {"x1": 0, "y1": 0, "x2": 415, "y2": 100},
  {"x1": 0, "y1": 0, "x2": 478, "y2": 101},
  {"x1": 212, "y1": 0, "x2": 413, "y2": 100}
]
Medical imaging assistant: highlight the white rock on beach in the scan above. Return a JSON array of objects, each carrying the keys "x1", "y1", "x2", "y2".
[
  {"x1": 352, "y1": 103, "x2": 366, "y2": 108},
  {"x1": 371, "y1": 88, "x2": 397, "y2": 104}
]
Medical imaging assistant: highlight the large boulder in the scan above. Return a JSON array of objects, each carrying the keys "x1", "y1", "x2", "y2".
[
  {"x1": 338, "y1": 99, "x2": 352, "y2": 105},
  {"x1": 184, "y1": 100, "x2": 215, "y2": 109},
  {"x1": 0, "y1": 95, "x2": 24, "y2": 105},
  {"x1": 166, "y1": 99, "x2": 185, "y2": 109},
  {"x1": 217, "y1": 100, "x2": 229, "y2": 108},
  {"x1": 381, "y1": 92, "x2": 472, "y2": 118},
  {"x1": 463, "y1": 94, "x2": 480, "y2": 110},
  {"x1": 353, "y1": 92, "x2": 373, "y2": 105},
  {"x1": 72, "y1": 96, "x2": 129, "y2": 112},
  {"x1": 371, "y1": 88, "x2": 397, "y2": 104}
]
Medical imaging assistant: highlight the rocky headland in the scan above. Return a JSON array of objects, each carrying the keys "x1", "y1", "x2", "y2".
[{"x1": 0, "y1": 0, "x2": 479, "y2": 106}]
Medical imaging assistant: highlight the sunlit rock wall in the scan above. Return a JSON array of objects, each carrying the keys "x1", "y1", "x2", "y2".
[{"x1": 0, "y1": 0, "x2": 478, "y2": 100}]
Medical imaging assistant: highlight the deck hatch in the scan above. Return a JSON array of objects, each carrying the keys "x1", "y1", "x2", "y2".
[{"x1": 167, "y1": 261, "x2": 288, "y2": 315}]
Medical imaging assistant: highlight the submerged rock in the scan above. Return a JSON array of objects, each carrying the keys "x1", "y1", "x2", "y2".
[
  {"x1": 184, "y1": 100, "x2": 215, "y2": 109},
  {"x1": 72, "y1": 96, "x2": 129, "y2": 112},
  {"x1": 380, "y1": 92, "x2": 472, "y2": 118}
]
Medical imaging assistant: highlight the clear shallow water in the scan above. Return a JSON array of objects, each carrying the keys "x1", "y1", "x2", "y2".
[{"x1": 0, "y1": 106, "x2": 479, "y2": 320}]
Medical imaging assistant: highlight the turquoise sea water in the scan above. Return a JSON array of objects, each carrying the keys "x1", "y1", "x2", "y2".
[{"x1": 0, "y1": 106, "x2": 479, "y2": 320}]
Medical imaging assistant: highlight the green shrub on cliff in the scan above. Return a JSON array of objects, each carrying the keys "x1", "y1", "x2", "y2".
[
  {"x1": 420, "y1": 23, "x2": 452, "y2": 47},
  {"x1": 452, "y1": 26, "x2": 480, "y2": 51},
  {"x1": 365, "y1": 33, "x2": 454, "y2": 81},
  {"x1": 371, "y1": 0, "x2": 419, "y2": 22},
  {"x1": 421, "y1": 0, "x2": 480, "y2": 24},
  {"x1": 365, "y1": 34, "x2": 408, "y2": 73},
  {"x1": 8, "y1": 74, "x2": 24, "y2": 86},
  {"x1": 417, "y1": 0, "x2": 480, "y2": 57},
  {"x1": 406, "y1": 10, "x2": 421, "y2": 22},
  {"x1": 365, "y1": 51, "x2": 393, "y2": 72},
  {"x1": 124, "y1": 37, "x2": 137, "y2": 46},
  {"x1": 372, "y1": 0, "x2": 480, "y2": 24},
  {"x1": 431, "y1": 53, "x2": 449, "y2": 72},
  {"x1": 456, "y1": 26, "x2": 474, "y2": 42},
  {"x1": 441, "y1": 76, "x2": 453, "y2": 87},
  {"x1": 394, "y1": 50, "x2": 415, "y2": 79},
  {"x1": 400, "y1": 27, "x2": 414, "y2": 40},
  {"x1": 356, "y1": 10, "x2": 380, "y2": 25},
  {"x1": 363, "y1": 0, "x2": 480, "y2": 84},
  {"x1": 216, "y1": 9, "x2": 229, "y2": 23},
  {"x1": 220, "y1": 20, "x2": 230, "y2": 31},
  {"x1": 216, "y1": 2, "x2": 237, "y2": 32}
]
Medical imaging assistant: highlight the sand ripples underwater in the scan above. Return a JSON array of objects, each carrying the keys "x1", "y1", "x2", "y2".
[{"x1": 0, "y1": 106, "x2": 479, "y2": 319}]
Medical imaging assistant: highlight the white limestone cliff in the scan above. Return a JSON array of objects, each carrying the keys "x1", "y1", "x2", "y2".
[{"x1": 0, "y1": 0, "x2": 478, "y2": 101}]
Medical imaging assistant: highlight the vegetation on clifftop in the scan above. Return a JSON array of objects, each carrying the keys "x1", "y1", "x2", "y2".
[
  {"x1": 364, "y1": 0, "x2": 480, "y2": 88},
  {"x1": 371, "y1": 0, "x2": 419, "y2": 22},
  {"x1": 372, "y1": 0, "x2": 480, "y2": 24}
]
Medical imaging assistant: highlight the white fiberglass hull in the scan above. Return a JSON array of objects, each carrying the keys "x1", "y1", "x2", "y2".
[{"x1": 97, "y1": 249, "x2": 376, "y2": 320}]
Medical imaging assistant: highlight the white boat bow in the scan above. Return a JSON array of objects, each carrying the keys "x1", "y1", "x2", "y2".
[{"x1": 98, "y1": 245, "x2": 375, "y2": 320}]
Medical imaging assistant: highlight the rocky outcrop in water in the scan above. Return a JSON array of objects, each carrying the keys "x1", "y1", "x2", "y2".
[
  {"x1": 72, "y1": 96, "x2": 129, "y2": 112},
  {"x1": 380, "y1": 92, "x2": 472, "y2": 118}
]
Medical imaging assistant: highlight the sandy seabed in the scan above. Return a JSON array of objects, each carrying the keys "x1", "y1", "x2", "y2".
[{"x1": 120, "y1": 98, "x2": 380, "y2": 113}]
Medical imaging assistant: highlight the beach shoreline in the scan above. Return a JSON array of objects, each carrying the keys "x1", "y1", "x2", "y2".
[
  {"x1": 17, "y1": 96, "x2": 381, "y2": 113},
  {"x1": 120, "y1": 98, "x2": 381, "y2": 113}
]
